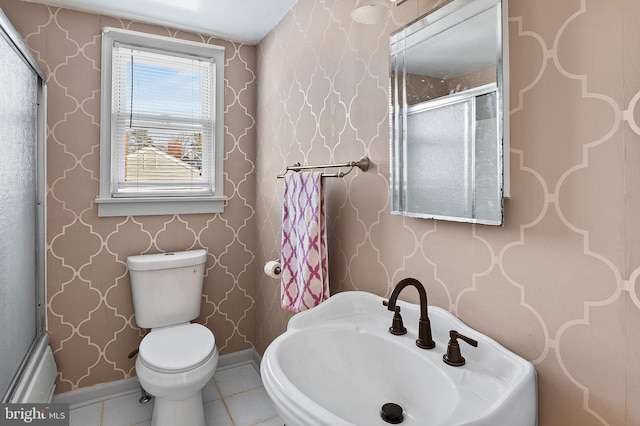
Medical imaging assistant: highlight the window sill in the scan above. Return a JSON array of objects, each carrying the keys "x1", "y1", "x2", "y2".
[{"x1": 95, "y1": 196, "x2": 226, "y2": 217}]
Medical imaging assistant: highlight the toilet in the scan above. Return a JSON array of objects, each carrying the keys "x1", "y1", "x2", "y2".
[{"x1": 127, "y1": 249, "x2": 218, "y2": 426}]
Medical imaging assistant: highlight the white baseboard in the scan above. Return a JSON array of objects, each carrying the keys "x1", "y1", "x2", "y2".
[
  {"x1": 54, "y1": 377, "x2": 140, "y2": 409},
  {"x1": 55, "y1": 347, "x2": 261, "y2": 409},
  {"x1": 216, "y1": 347, "x2": 262, "y2": 370}
]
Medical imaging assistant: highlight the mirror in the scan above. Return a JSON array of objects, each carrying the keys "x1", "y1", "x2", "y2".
[{"x1": 390, "y1": 0, "x2": 508, "y2": 225}]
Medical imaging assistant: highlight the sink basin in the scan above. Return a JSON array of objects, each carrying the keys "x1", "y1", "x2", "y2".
[{"x1": 261, "y1": 291, "x2": 537, "y2": 426}]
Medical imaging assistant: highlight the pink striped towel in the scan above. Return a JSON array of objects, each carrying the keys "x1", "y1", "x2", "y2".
[{"x1": 280, "y1": 171, "x2": 329, "y2": 312}]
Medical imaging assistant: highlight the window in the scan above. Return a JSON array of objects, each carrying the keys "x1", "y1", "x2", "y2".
[{"x1": 97, "y1": 28, "x2": 225, "y2": 217}]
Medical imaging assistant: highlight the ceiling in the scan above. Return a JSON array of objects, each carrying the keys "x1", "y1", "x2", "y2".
[
  {"x1": 24, "y1": 0, "x2": 299, "y2": 44},
  {"x1": 404, "y1": 5, "x2": 498, "y2": 78}
]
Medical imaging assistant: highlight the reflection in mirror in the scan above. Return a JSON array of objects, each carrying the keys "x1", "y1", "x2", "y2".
[{"x1": 390, "y1": 0, "x2": 508, "y2": 225}]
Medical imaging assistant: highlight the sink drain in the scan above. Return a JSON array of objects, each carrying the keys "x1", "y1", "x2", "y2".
[{"x1": 380, "y1": 402, "x2": 404, "y2": 424}]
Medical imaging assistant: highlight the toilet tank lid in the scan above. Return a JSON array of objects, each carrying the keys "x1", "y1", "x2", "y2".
[{"x1": 127, "y1": 249, "x2": 207, "y2": 271}]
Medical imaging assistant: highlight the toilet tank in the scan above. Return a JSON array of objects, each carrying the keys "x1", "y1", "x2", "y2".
[{"x1": 127, "y1": 249, "x2": 207, "y2": 329}]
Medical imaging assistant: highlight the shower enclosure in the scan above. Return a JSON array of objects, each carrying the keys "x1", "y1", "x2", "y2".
[{"x1": 0, "y1": 9, "x2": 55, "y2": 403}]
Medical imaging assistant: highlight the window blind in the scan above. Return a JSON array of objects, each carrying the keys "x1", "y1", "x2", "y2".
[{"x1": 111, "y1": 43, "x2": 215, "y2": 196}]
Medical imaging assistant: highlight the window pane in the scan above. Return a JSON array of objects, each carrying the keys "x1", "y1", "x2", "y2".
[
  {"x1": 111, "y1": 44, "x2": 214, "y2": 196},
  {"x1": 125, "y1": 49, "x2": 210, "y2": 118}
]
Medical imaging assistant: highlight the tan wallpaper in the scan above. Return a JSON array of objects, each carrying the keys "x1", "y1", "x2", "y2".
[
  {"x1": 256, "y1": 0, "x2": 640, "y2": 425},
  {"x1": 0, "y1": 0, "x2": 257, "y2": 393},
  {"x1": 2, "y1": 0, "x2": 640, "y2": 423}
]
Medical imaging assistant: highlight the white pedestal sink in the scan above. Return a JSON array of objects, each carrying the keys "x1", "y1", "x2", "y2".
[{"x1": 261, "y1": 291, "x2": 537, "y2": 425}]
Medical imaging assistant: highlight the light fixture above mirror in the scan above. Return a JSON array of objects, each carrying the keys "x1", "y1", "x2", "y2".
[{"x1": 351, "y1": 0, "x2": 392, "y2": 24}]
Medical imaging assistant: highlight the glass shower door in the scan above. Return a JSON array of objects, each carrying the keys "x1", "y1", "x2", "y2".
[{"x1": 0, "y1": 10, "x2": 47, "y2": 401}]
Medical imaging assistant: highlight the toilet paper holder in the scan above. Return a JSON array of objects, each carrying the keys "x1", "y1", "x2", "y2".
[{"x1": 264, "y1": 259, "x2": 282, "y2": 278}]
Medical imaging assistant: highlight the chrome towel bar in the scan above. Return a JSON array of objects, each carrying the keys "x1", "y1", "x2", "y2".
[{"x1": 277, "y1": 156, "x2": 370, "y2": 178}]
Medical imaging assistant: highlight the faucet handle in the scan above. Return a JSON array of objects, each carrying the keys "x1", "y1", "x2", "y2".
[
  {"x1": 443, "y1": 330, "x2": 478, "y2": 367},
  {"x1": 389, "y1": 306, "x2": 408, "y2": 335},
  {"x1": 383, "y1": 301, "x2": 407, "y2": 335}
]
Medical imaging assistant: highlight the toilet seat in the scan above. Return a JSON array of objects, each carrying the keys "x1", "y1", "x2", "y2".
[{"x1": 139, "y1": 323, "x2": 215, "y2": 373}]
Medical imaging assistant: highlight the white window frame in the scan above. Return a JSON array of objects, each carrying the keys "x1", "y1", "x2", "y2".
[{"x1": 97, "y1": 27, "x2": 225, "y2": 217}]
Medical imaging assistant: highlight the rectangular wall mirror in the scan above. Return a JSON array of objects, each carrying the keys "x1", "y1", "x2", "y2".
[{"x1": 390, "y1": 0, "x2": 509, "y2": 225}]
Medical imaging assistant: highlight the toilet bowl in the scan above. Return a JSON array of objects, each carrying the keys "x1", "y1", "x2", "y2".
[
  {"x1": 136, "y1": 323, "x2": 218, "y2": 426},
  {"x1": 127, "y1": 250, "x2": 217, "y2": 426}
]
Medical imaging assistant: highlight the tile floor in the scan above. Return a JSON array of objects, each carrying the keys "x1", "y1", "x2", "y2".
[{"x1": 68, "y1": 363, "x2": 284, "y2": 426}]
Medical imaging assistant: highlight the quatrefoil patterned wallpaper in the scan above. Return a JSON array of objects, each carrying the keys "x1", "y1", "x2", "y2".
[
  {"x1": 2, "y1": 0, "x2": 640, "y2": 424},
  {"x1": 0, "y1": 0, "x2": 258, "y2": 393},
  {"x1": 255, "y1": 0, "x2": 640, "y2": 425}
]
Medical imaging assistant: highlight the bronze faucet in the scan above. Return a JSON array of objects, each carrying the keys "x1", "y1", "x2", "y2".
[{"x1": 383, "y1": 278, "x2": 435, "y2": 349}]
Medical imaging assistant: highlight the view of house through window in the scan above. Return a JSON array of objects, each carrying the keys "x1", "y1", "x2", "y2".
[
  {"x1": 125, "y1": 128, "x2": 202, "y2": 177},
  {"x1": 124, "y1": 128, "x2": 202, "y2": 182},
  {"x1": 113, "y1": 45, "x2": 213, "y2": 194}
]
